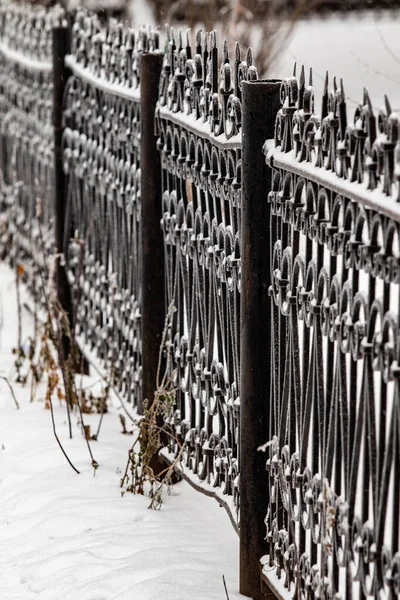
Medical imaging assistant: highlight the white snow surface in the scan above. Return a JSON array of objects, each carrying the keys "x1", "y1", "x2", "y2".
[
  {"x1": 266, "y1": 11, "x2": 400, "y2": 111},
  {"x1": 0, "y1": 263, "x2": 246, "y2": 600}
]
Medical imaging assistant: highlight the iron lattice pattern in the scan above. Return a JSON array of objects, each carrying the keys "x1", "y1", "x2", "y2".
[
  {"x1": 63, "y1": 12, "x2": 158, "y2": 406},
  {"x1": 0, "y1": 2, "x2": 64, "y2": 289},
  {"x1": 263, "y1": 69, "x2": 400, "y2": 599},
  {"x1": 157, "y1": 29, "x2": 257, "y2": 525}
]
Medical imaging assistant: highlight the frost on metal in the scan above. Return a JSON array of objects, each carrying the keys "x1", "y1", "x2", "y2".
[
  {"x1": 262, "y1": 66, "x2": 400, "y2": 600},
  {"x1": 0, "y1": 1, "x2": 64, "y2": 291},
  {"x1": 63, "y1": 13, "x2": 158, "y2": 408},
  {"x1": 156, "y1": 30, "x2": 257, "y2": 525},
  {"x1": 67, "y1": 10, "x2": 159, "y2": 99}
]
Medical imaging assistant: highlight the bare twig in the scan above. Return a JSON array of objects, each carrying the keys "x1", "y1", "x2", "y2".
[
  {"x1": 223, "y1": 575, "x2": 230, "y2": 600},
  {"x1": 49, "y1": 395, "x2": 80, "y2": 474},
  {"x1": 0, "y1": 375, "x2": 20, "y2": 409}
]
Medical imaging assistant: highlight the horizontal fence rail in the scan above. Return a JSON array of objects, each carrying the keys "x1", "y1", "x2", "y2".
[
  {"x1": 0, "y1": 3, "x2": 399, "y2": 600},
  {"x1": 261, "y1": 69, "x2": 400, "y2": 599}
]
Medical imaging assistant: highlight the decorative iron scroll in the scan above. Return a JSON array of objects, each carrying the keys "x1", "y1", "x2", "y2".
[
  {"x1": 157, "y1": 29, "x2": 258, "y2": 524},
  {"x1": 0, "y1": 2, "x2": 64, "y2": 288},
  {"x1": 63, "y1": 13, "x2": 158, "y2": 406},
  {"x1": 262, "y1": 66, "x2": 400, "y2": 599}
]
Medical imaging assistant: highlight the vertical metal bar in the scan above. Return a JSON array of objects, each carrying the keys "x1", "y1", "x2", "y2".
[
  {"x1": 240, "y1": 79, "x2": 282, "y2": 600},
  {"x1": 53, "y1": 26, "x2": 73, "y2": 348},
  {"x1": 140, "y1": 51, "x2": 165, "y2": 413}
]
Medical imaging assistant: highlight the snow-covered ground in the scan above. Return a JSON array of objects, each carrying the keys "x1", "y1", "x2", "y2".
[
  {"x1": 128, "y1": 2, "x2": 400, "y2": 111},
  {"x1": 271, "y1": 11, "x2": 400, "y2": 110},
  {"x1": 0, "y1": 263, "x2": 246, "y2": 600}
]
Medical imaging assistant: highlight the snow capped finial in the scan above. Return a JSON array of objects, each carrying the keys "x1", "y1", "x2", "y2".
[
  {"x1": 210, "y1": 30, "x2": 217, "y2": 49},
  {"x1": 235, "y1": 41, "x2": 241, "y2": 62},
  {"x1": 196, "y1": 29, "x2": 202, "y2": 47}
]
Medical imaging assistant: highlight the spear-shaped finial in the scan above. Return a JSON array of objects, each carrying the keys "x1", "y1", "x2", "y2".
[
  {"x1": 235, "y1": 40, "x2": 241, "y2": 62},
  {"x1": 385, "y1": 94, "x2": 392, "y2": 116},
  {"x1": 300, "y1": 64, "x2": 305, "y2": 87},
  {"x1": 223, "y1": 38, "x2": 229, "y2": 63},
  {"x1": 340, "y1": 78, "x2": 346, "y2": 103},
  {"x1": 246, "y1": 46, "x2": 253, "y2": 66}
]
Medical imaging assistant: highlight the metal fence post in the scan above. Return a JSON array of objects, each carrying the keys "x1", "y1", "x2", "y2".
[
  {"x1": 53, "y1": 26, "x2": 73, "y2": 348},
  {"x1": 140, "y1": 52, "x2": 165, "y2": 413},
  {"x1": 240, "y1": 79, "x2": 282, "y2": 600}
]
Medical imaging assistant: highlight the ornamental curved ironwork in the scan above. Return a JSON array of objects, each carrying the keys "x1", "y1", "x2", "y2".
[
  {"x1": 63, "y1": 13, "x2": 158, "y2": 406},
  {"x1": 0, "y1": 1, "x2": 64, "y2": 291},
  {"x1": 157, "y1": 28, "x2": 258, "y2": 526},
  {"x1": 262, "y1": 66, "x2": 400, "y2": 600}
]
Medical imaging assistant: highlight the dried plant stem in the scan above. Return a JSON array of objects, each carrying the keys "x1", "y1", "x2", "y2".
[
  {"x1": 223, "y1": 575, "x2": 230, "y2": 600},
  {"x1": 0, "y1": 375, "x2": 20, "y2": 409},
  {"x1": 16, "y1": 265, "x2": 22, "y2": 350},
  {"x1": 49, "y1": 395, "x2": 80, "y2": 475},
  {"x1": 72, "y1": 378, "x2": 98, "y2": 471}
]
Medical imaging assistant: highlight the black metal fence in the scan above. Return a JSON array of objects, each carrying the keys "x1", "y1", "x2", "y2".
[{"x1": 0, "y1": 4, "x2": 399, "y2": 600}]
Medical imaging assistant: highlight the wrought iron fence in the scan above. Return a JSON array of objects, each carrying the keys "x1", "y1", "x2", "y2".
[
  {"x1": 260, "y1": 69, "x2": 400, "y2": 600},
  {"x1": 62, "y1": 13, "x2": 159, "y2": 405},
  {"x1": 0, "y1": 3, "x2": 399, "y2": 600},
  {"x1": 156, "y1": 29, "x2": 258, "y2": 529},
  {"x1": 0, "y1": 1, "x2": 64, "y2": 287}
]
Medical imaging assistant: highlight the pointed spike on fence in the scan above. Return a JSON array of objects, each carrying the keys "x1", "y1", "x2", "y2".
[
  {"x1": 300, "y1": 64, "x2": 305, "y2": 87},
  {"x1": 166, "y1": 23, "x2": 171, "y2": 42},
  {"x1": 333, "y1": 76, "x2": 337, "y2": 93},
  {"x1": 324, "y1": 71, "x2": 329, "y2": 94},
  {"x1": 223, "y1": 38, "x2": 229, "y2": 62},
  {"x1": 186, "y1": 28, "x2": 191, "y2": 48},
  {"x1": 365, "y1": 89, "x2": 373, "y2": 112},
  {"x1": 204, "y1": 31, "x2": 208, "y2": 52},
  {"x1": 363, "y1": 87, "x2": 368, "y2": 106},
  {"x1": 178, "y1": 29, "x2": 183, "y2": 51},
  {"x1": 235, "y1": 41, "x2": 241, "y2": 62},
  {"x1": 309, "y1": 67, "x2": 313, "y2": 87},
  {"x1": 246, "y1": 46, "x2": 253, "y2": 66},
  {"x1": 293, "y1": 62, "x2": 297, "y2": 77},
  {"x1": 385, "y1": 94, "x2": 392, "y2": 115},
  {"x1": 196, "y1": 28, "x2": 202, "y2": 48},
  {"x1": 210, "y1": 30, "x2": 217, "y2": 49},
  {"x1": 340, "y1": 78, "x2": 346, "y2": 103}
]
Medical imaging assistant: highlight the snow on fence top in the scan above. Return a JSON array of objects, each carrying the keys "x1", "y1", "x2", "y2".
[
  {"x1": 66, "y1": 10, "x2": 159, "y2": 101},
  {"x1": 157, "y1": 27, "x2": 258, "y2": 147},
  {"x1": 0, "y1": 0, "x2": 65, "y2": 71},
  {"x1": 268, "y1": 66, "x2": 400, "y2": 222}
]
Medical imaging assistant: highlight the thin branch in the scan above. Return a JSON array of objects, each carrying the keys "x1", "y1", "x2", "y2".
[
  {"x1": 375, "y1": 22, "x2": 400, "y2": 69},
  {"x1": 222, "y1": 575, "x2": 230, "y2": 600},
  {"x1": 0, "y1": 375, "x2": 20, "y2": 409},
  {"x1": 49, "y1": 395, "x2": 80, "y2": 474}
]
